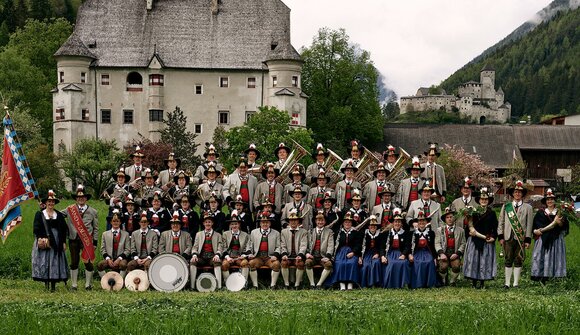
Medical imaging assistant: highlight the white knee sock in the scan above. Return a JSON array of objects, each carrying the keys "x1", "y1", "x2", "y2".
[{"x1": 504, "y1": 267, "x2": 513, "y2": 287}]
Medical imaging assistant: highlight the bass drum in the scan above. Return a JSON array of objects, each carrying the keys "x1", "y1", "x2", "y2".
[
  {"x1": 148, "y1": 253, "x2": 189, "y2": 292},
  {"x1": 225, "y1": 272, "x2": 246, "y2": 292},
  {"x1": 196, "y1": 272, "x2": 217, "y2": 292}
]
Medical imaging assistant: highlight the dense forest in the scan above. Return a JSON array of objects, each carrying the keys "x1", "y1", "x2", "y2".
[{"x1": 439, "y1": 7, "x2": 579, "y2": 122}]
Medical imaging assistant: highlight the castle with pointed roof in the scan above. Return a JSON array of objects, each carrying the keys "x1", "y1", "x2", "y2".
[
  {"x1": 52, "y1": 0, "x2": 307, "y2": 153},
  {"x1": 400, "y1": 65, "x2": 511, "y2": 123}
]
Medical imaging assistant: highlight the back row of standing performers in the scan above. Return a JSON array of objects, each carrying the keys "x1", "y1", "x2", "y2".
[{"x1": 31, "y1": 141, "x2": 569, "y2": 291}]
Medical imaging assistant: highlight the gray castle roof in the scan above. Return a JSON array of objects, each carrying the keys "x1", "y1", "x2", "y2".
[
  {"x1": 481, "y1": 63, "x2": 495, "y2": 72},
  {"x1": 56, "y1": 0, "x2": 301, "y2": 69},
  {"x1": 54, "y1": 33, "x2": 97, "y2": 59}
]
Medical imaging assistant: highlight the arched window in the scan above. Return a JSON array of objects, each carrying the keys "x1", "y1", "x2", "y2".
[
  {"x1": 480, "y1": 116, "x2": 486, "y2": 124},
  {"x1": 126, "y1": 72, "x2": 143, "y2": 91}
]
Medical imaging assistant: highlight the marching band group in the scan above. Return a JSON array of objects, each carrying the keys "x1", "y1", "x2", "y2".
[{"x1": 31, "y1": 141, "x2": 569, "y2": 292}]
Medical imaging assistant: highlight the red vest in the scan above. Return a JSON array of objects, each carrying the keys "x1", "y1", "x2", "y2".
[
  {"x1": 240, "y1": 180, "x2": 250, "y2": 203},
  {"x1": 409, "y1": 182, "x2": 419, "y2": 202},
  {"x1": 172, "y1": 235, "x2": 180, "y2": 253}
]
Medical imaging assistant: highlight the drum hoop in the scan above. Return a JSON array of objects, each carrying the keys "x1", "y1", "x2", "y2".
[
  {"x1": 148, "y1": 253, "x2": 189, "y2": 292},
  {"x1": 196, "y1": 272, "x2": 217, "y2": 292}
]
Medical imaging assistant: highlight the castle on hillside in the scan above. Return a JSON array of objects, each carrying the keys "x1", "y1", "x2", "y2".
[
  {"x1": 52, "y1": 0, "x2": 307, "y2": 154},
  {"x1": 400, "y1": 64, "x2": 511, "y2": 124}
]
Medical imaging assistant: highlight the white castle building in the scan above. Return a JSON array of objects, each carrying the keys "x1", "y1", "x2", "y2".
[
  {"x1": 52, "y1": 0, "x2": 307, "y2": 153},
  {"x1": 400, "y1": 65, "x2": 511, "y2": 124}
]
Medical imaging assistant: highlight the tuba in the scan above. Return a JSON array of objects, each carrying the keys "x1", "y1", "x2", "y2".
[
  {"x1": 354, "y1": 148, "x2": 383, "y2": 186},
  {"x1": 276, "y1": 140, "x2": 309, "y2": 185},
  {"x1": 325, "y1": 149, "x2": 344, "y2": 188},
  {"x1": 385, "y1": 147, "x2": 411, "y2": 189}
]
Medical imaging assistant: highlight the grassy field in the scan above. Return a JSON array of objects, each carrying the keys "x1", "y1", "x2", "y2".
[{"x1": 0, "y1": 200, "x2": 578, "y2": 334}]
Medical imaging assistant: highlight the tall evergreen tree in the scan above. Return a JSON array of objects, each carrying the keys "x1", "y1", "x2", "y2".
[{"x1": 29, "y1": 0, "x2": 52, "y2": 20}]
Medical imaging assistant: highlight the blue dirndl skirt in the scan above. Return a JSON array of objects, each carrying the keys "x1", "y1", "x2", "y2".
[
  {"x1": 360, "y1": 250, "x2": 382, "y2": 288},
  {"x1": 382, "y1": 249, "x2": 410, "y2": 288},
  {"x1": 329, "y1": 246, "x2": 360, "y2": 286},
  {"x1": 410, "y1": 248, "x2": 436, "y2": 288}
]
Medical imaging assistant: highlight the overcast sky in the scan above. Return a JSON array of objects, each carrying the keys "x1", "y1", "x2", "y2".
[{"x1": 282, "y1": 0, "x2": 553, "y2": 98}]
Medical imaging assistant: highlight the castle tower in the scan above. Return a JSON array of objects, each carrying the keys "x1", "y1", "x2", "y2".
[
  {"x1": 264, "y1": 41, "x2": 307, "y2": 127},
  {"x1": 52, "y1": 34, "x2": 97, "y2": 153},
  {"x1": 480, "y1": 64, "x2": 496, "y2": 100}
]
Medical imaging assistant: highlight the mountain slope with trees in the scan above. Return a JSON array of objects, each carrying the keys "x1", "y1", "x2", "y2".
[{"x1": 439, "y1": 7, "x2": 579, "y2": 122}]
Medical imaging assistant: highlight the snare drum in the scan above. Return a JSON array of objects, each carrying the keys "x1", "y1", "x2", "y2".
[
  {"x1": 148, "y1": 253, "x2": 189, "y2": 292},
  {"x1": 196, "y1": 272, "x2": 217, "y2": 292},
  {"x1": 225, "y1": 272, "x2": 246, "y2": 292}
]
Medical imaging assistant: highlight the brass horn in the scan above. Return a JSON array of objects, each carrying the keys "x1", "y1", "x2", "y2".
[{"x1": 276, "y1": 140, "x2": 309, "y2": 185}]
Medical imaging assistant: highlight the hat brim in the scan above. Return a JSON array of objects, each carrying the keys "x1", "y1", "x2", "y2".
[
  {"x1": 347, "y1": 197, "x2": 365, "y2": 204},
  {"x1": 423, "y1": 151, "x2": 441, "y2": 157},
  {"x1": 475, "y1": 196, "x2": 494, "y2": 205},
  {"x1": 173, "y1": 175, "x2": 191, "y2": 184},
  {"x1": 274, "y1": 146, "x2": 291, "y2": 156},
  {"x1": 203, "y1": 152, "x2": 220, "y2": 158},
  {"x1": 377, "y1": 190, "x2": 396, "y2": 197},
  {"x1": 203, "y1": 169, "x2": 222, "y2": 178},
  {"x1": 41, "y1": 198, "x2": 60, "y2": 204},
  {"x1": 262, "y1": 169, "x2": 280, "y2": 178},
  {"x1": 312, "y1": 176, "x2": 331, "y2": 184},
  {"x1": 312, "y1": 152, "x2": 329, "y2": 159},
  {"x1": 373, "y1": 169, "x2": 390, "y2": 177},
  {"x1": 257, "y1": 203, "x2": 276, "y2": 211},
  {"x1": 412, "y1": 217, "x2": 432, "y2": 223},
  {"x1": 73, "y1": 194, "x2": 92, "y2": 201},
  {"x1": 244, "y1": 148, "x2": 261, "y2": 160},
  {"x1": 406, "y1": 167, "x2": 425, "y2": 173},
  {"x1": 440, "y1": 211, "x2": 456, "y2": 221},
  {"x1": 229, "y1": 200, "x2": 248, "y2": 208},
  {"x1": 289, "y1": 172, "x2": 306, "y2": 180},
  {"x1": 340, "y1": 166, "x2": 359, "y2": 173},
  {"x1": 383, "y1": 153, "x2": 399, "y2": 160},
  {"x1": 164, "y1": 158, "x2": 181, "y2": 168},
  {"x1": 540, "y1": 196, "x2": 556, "y2": 205},
  {"x1": 289, "y1": 190, "x2": 307, "y2": 197},
  {"x1": 130, "y1": 153, "x2": 145, "y2": 158},
  {"x1": 507, "y1": 187, "x2": 528, "y2": 197},
  {"x1": 116, "y1": 173, "x2": 131, "y2": 183}
]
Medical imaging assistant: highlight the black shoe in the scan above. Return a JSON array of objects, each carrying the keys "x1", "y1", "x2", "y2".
[
  {"x1": 503, "y1": 285, "x2": 510, "y2": 289},
  {"x1": 70, "y1": 286, "x2": 78, "y2": 291},
  {"x1": 449, "y1": 282, "x2": 457, "y2": 287},
  {"x1": 85, "y1": 286, "x2": 93, "y2": 291}
]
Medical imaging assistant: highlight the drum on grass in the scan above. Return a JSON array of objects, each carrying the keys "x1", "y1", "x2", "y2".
[
  {"x1": 148, "y1": 253, "x2": 189, "y2": 292},
  {"x1": 196, "y1": 272, "x2": 217, "y2": 292},
  {"x1": 225, "y1": 272, "x2": 246, "y2": 292}
]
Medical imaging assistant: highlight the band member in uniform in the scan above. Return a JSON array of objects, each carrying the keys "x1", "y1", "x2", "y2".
[
  {"x1": 244, "y1": 143, "x2": 262, "y2": 171},
  {"x1": 435, "y1": 207, "x2": 466, "y2": 286},
  {"x1": 396, "y1": 157, "x2": 426, "y2": 210},
  {"x1": 273, "y1": 142, "x2": 291, "y2": 170},
  {"x1": 359, "y1": 215, "x2": 383, "y2": 288},
  {"x1": 125, "y1": 145, "x2": 148, "y2": 182},
  {"x1": 339, "y1": 140, "x2": 363, "y2": 171},
  {"x1": 306, "y1": 144, "x2": 338, "y2": 184},
  {"x1": 194, "y1": 144, "x2": 223, "y2": 185},
  {"x1": 167, "y1": 170, "x2": 194, "y2": 210},
  {"x1": 346, "y1": 189, "x2": 367, "y2": 228},
  {"x1": 321, "y1": 192, "x2": 341, "y2": 236},
  {"x1": 158, "y1": 211, "x2": 192, "y2": 258},
  {"x1": 248, "y1": 213, "x2": 282, "y2": 289},
  {"x1": 283, "y1": 166, "x2": 310, "y2": 204},
  {"x1": 383, "y1": 145, "x2": 399, "y2": 173},
  {"x1": 157, "y1": 152, "x2": 180, "y2": 191},
  {"x1": 381, "y1": 209, "x2": 411, "y2": 288},
  {"x1": 177, "y1": 194, "x2": 200, "y2": 235},
  {"x1": 280, "y1": 209, "x2": 309, "y2": 289},
  {"x1": 450, "y1": 176, "x2": 478, "y2": 233},
  {"x1": 406, "y1": 184, "x2": 441, "y2": 231},
  {"x1": 197, "y1": 162, "x2": 223, "y2": 209},
  {"x1": 65, "y1": 185, "x2": 99, "y2": 291},
  {"x1": 221, "y1": 210, "x2": 251, "y2": 285},
  {"x1": 498, "y1": 180, "x2": 533, "y2": 289},
  {"x1": 305, "y1": 210, "x2": 335, "y2": 289},
  {"x1": 280, "y1": 186, "x2": 313, "y2": 230},
  {"x1": 32, "y1": 190, "x2": 68, "y2": 292},
  {"x1": 190, "y1": 212, "x2": 224, "y2": 290},
  {"x1": 421, "y1": 143, "x2": 447, "y2": 202},
  {"x1": 371, "y1": 185, "x2": 398, "y2": 230},
  {"x1": 531, "y1": 188, "x2": 569, "y2": 283},
  {"x1": 97, "y1": 210, "x2": 130, "y2": 279},
  {"x1": 330, "y1": 211, "x2": 362, "y2": 290},
  {"x1": 335, "y1": 160, "x2": 362, "y2": 211},
  {"x1": 127, "y1": 211, "x2": 158, "y2": 272},
  {"x1": 227, "y1": 195, "x2": 253, "y2": 234},
  {"x1": 104, "y1": 168, "x2": 132, "y2": 226},
  {"x1": 409, "y1": 211, "x2": 437, "y2": 288},
  {"x1": 223, "y1": 157, "x2": 258, "y2": 213},
  {"x1": 135, "y1": 168, "x2": 161, "y2": 209},
  {"x1": 463, "y1": 187, "x2": 498, "y2": 289},
  {"x1": 253, "y1": 163, "x2": 284, "y2": 216},
  {"x1": 204, "y1": 192, "x2": 227, "y2": 233},
  {"x1": 256, "y1": 199, "x2": 281, "y2": 232},
  {"x1": 147, "y1": 191, "x2": 171, "y2": 234},
  {"x1": 363, "y1": 162, "x2": 390, "y2": 209},
  {"x1": 307, "y1": 168, "x2": 334, "y2": 210},
  {"x1": 121, "y1": 195, "x2": 140, "y2": 234}
]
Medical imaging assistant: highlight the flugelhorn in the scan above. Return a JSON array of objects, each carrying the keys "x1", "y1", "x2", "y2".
[
  {"x1": 354, "y1": 148, "x2": 383, "y2": 185},
  {"x1": 385, "y1": 147, "x2": 411, "y2": 184},
  {"x1": 276, "y1": 140, "x2": 309, "y2": 185}
]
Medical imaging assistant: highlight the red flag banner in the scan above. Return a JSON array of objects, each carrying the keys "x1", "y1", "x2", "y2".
[{"x1": 0, "y1": 115, "x2": 38, "y2": 242}]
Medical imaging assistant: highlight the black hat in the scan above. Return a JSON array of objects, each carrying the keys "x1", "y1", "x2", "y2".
[
  {"x1": 261, "y1": 163, "x2": 280, "y2": 178},
  {"x1": 440, "y1": 207, "x2": 456, "y2": 222},
  {"x1": 274, "y1": 142, "x2": 291, "y2": 156},
  {"x1": 173, "y1": 170, "x2": 192, "y2": 184},
  {"x1": 411, "y1": 211, "x2": 432, "y2": 223},
  {"x1": 288, "y1": 165, "x2": 306, "y2": 181},
  {"x1": 424, "y1": 142, "x2": 441, "y2": 157},
  {"x1": 41, "y1": 189, "x2": 60, "y2": 204},
  {"x1": 229, "y1": 194, "x2": 248, "y2": 209},
  {"x1": 346, "y1": 188, "x2": 365, "y2": 203},
  {"x1": 170, "y1": 211, "x2": 183, "y2": 225},
  {"x1": 377, "y1": 183, "x2": 396, "y2": 197},
  {"x1": 382, "y1": 145, "x2": 399, "y2": 160},
  {"x1": 164, "y1": 152, "x2": 181, "y2": 168},
  {"x1": 373, "y1": 162, "x2": 389, "y2": 177},
  {"x1": 129, "y1": 145, "x2": 145, "y2": 158},
  {"x1": 288, "y1": 186, "x2": 307, "y2": 197},
  {"x1": 507, "y1": 180, "x2": 530, "y2": 197},
  {"x1": 234, "y1": 156, "x2": 249, "y2": 169},
  {"x1": 340, "y1": 160, "x2": 359, "y2": 173},
  {"x1": 148, "y1": 191, "x2": 164, "y2": 204},
  {"x1": 348, "y1": 140, "x2": 363, "y2": 152},
  {"x1": 540, "y1": 188, "x2": 556, "y2": 205},
  {"x1": 203, "y1": 163, "x2": 222, "y2": 178},
  {"x1": 205, "y1": 192, "x2": 223, "y2": 207},
  {"x1": 257, "y1": 198, "x2": 276, "y2": 212},
  {"x1": 312, "y1": 143, "x2": 329, "y2": 159},
  {"x1": 475, "y1": 186, "x2": 494, "y2": 205},
  {"x1": 115, "y1": 167, "x2": 131, "y2": 183},
  {"x1": 226, "y1": 209, "x2": 244, "y2": 224},
  {"x1": 142, "y1": 168, "x2": 158, "y2": 181},
  {"x1": 312, "y1": 168, "x2": 331, "y2": 184},
  {"x1": 459, "y1": 176, "x2": 476, "y2": 191},
  {"x1": 244, "y1": 144, "x2": 261, "y2": 160},
  {"x1": 72, "y1": 184, "x2": 92, "y2": 201},
  {"x1": 203, "y1": 144, "x2": 219, "y2": 158},
  {"x1": 405, "y1": 156, "x2": 425, "y2": 173}
]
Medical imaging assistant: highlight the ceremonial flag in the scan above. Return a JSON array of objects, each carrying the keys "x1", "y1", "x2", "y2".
[{"x1": 0, "y1": 112, "x2": 38, "y2": 243}]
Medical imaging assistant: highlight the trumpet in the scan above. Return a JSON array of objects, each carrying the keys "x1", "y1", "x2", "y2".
[{"x1": 276, "y1": 140, "x2": 309, "y2": 185}]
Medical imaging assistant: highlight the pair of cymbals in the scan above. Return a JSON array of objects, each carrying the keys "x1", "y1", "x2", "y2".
[{"x1": 100, "y1": 270, "x2": 149, "y2": 292}]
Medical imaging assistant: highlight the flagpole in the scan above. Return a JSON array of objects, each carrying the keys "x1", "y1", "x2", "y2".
[{"x1": 3, "y1": 107, "x2": 40, "y2": 202}]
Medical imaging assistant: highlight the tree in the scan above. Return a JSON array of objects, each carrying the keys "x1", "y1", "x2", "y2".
[
  {"x1": 29, "y1": 0, "x2": 53, "y2": 21},
  {"x1": 27, "y1": 144, "x2": 65, "y2": 196},
  {"x1": 221, "y1": 106, "x2": 314, "y2": 170},
  {"x1": 123, "y1": 137, "x2": 172, "y2": 174},
  {"x1": 301, "y1": 28, "x2": 383, "y2": 149},
  {"x1": 59, "y1": 138, "x2": 127, "y2": 197},
  {"x1": 159, "y1": 106, "x2": 201, "y2": 171},
  {"x1": 382, "y1": 92, "x2": 400, "y2": 120}
]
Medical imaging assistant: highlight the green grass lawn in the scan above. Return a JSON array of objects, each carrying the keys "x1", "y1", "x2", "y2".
[{"x1": 0, "y1": 200, "x2": 578, "y2": 334}]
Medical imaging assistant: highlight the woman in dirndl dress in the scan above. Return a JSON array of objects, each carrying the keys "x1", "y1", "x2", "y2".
[
  {"x1": 463, "y1": 187, "x2": 498, "y2": 289},
  {"x1": 381, "y1": 208, "x2": 411, "y2": 288},
  {"x1": 329, "y1": 211, "x2": 362, "y2": 290},
  {"x1": 31, "y1": 190, "x2": 69, "y2": 291},
  {"x1": 409, "y1": 211, "x2": 437, "y2": 288},
  {"x1": 359, "y1": 215, "x2": 383, "y2": 288},
  {"x1": 531, "y1": 188, "x2": 568, "y2": 283}
]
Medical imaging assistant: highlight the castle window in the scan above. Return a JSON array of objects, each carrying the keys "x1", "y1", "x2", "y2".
[
  {"x1": 101, "y1": 74, "x2": 110, "y2": 85},
  {"x1": 245, "y1": 111, "x2": 255, "y2": 122},
  {"x1": 59, "y1": 71, "x2": 64, "y2": 83},
  {"x1": 195, "y1": 85, "x2": 203, "y2": 95},
  {"x1": 272, "y1": 76, "x2": 277, "y2": 87},
  {"x1": 247, "y1": 77, "x2": 256, "y2": 89},
  {"x1": 126, "y1": 72, "x2": 143, "y2": 91},
  {"x1": 149, "y1": 109, "x2": 164, "y2": 122},
  {"x1": 292, "y1": 76, "x2": 299, "y2": 87},
  {"x1": 218, "y1": 111, "x2": 229, "y2": 125},
  {"x1": 291, "y1": 112, "x2": 300, "y2": 125},
  {"x1": 123, "y1": 110, "x2": 134, "y2": 124},
  {"x1": 81, "y1": 108, "x2": 90, "y2": 121},
  {"x1": 55, "y1": 108, "x2": 65, "y2": 120},
  {"x1": 101, "y1": 109, "x2": 111, "y2": 124},
  {"x1": 81, "y1": 72, "x2": 86, "y2": 83},
  {"x1": 219, "y1": 77, "x2": 229, "y2": 88},
  {"x1": 149, "y1": 74, "x2": 164, "y2": 86},
  {"x1": 194, "y1": 123, "x2": 203, "y2": 134}
]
